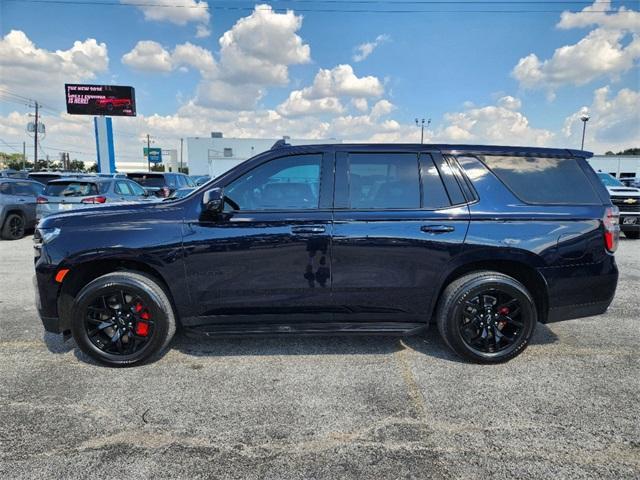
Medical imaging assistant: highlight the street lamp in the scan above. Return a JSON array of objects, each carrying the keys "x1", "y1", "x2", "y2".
[
  {"x1": 580, "y1": 113, "x2": 590, "y2": 150},
  {"x1": 415, "y1": 118, "x2": 431, "y2": 144}
]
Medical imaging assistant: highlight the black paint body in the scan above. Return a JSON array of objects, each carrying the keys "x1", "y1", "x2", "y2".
[{"x1": 35, "y1": 144, "x2": 618, "y2": 337}]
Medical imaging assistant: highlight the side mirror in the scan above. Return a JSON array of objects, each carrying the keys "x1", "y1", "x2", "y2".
[{"x1": 203, "y1": 187, "x2": 224, "y2": 213}]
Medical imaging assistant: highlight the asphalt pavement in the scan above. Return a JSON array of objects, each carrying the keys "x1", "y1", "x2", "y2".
[{"x1": 0, "y1": 235, "x2": 638, "y2": 479}]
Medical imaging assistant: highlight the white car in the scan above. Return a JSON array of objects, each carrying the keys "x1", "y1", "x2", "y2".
[{"x1": 598, "y1": 172, "x2": 640, "y2": 239}]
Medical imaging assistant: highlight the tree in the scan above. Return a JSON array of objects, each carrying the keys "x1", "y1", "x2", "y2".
[
  {"x1": 68, "y1": 160, "x2": 85, "y2": 171},
  {"x1": 616, "y1": 148, "x2": 640, "y2": 156}
]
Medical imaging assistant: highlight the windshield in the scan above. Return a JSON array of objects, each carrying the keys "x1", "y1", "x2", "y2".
[
  {"x1": 44, "y1": 181, "x2": 99, "y2": 197},
  {"x1": 598, "y1": 173, "x2": 624, "y2": 187}
]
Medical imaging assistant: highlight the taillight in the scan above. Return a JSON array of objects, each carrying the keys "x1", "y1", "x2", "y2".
[
  {"x1": 81, "y1": 196, "x2": 107, "y2": 204},
  {"x1": 36, "y1": 196, "x2": 48, "y2": 204},
  {"x1": 603, "y1": 206, "x2": 620, "y2": 253}
]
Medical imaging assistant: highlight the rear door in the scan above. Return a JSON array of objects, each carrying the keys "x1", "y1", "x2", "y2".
[
  {"x1": 10, "y1": 181, "x2": 42, "y2": 227},
  {"x1": 331, "y1": 148, "x2": 470, "y2": 323}
]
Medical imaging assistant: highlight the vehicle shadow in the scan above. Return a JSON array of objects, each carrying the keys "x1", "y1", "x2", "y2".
[{"x1": 42, "y1": 321, "x2": 559, "y2": 366}]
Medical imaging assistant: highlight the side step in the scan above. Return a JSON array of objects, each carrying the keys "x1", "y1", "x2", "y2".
[{"x1": 183, "y1": 322, "x2": 427, "y2": 338}]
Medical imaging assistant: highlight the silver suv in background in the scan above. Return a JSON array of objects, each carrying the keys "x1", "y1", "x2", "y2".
[
  {"x1": 36, "y1": 177, "x2": 157, "y2": 220},
  {"x1": 598, "y1": 172, "x2": 640, "y2": 239},
  {"x1": 0, "y1": 178, "x2": 44, "y2": 240}
]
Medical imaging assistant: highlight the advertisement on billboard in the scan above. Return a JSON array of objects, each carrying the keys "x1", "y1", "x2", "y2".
[
  {"x1": 65, "y1": 84, "x2": 136, "y2": 116},
  {"x1": 144, "y1": 147, "x2": 163, "y2": 164}
]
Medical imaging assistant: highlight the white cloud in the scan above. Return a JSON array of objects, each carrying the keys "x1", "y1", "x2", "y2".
[
  {"x1": 353, "y1": 34, "x2": 390, "y2": 62},
  {"x1": 121, "y1": 0, "x2": 210, "y2": 26},
  {"x1": 121, "y1": 41, "x2": 173, "y2": 72},
  {"x1": 0, "y1": 30, "x2": 108, "y2": 107},
  {"x1": 216, "y1": 4, "x2": 310, "y2": 85},
  {"x1": 438, "y1": 96, "x2": 555, "y2": 146},
  {"x1": 277, "y1": 91, "x2": 344, "y2": 117},
  {"x1": 562, "y1": 86, "x2": 640, "y2": 153},
  {"x1": 512, "y1": 0, "x2": 640, "y2": 93},
  {"x1": 196, "y1": 25, "x2": 211, "y2": 38},
  {"x1": 370, "y1": 99, "x2": 395, "y2": 119},
  {"x1": 172, "y1": 42, "x2": 216, "y2": 73},
  {"x1": 351, "y1": 98, "x2": 368, "y2": 112},
  {"x1": 303, "y1": 64, "x2": 384, "y2": 99}
]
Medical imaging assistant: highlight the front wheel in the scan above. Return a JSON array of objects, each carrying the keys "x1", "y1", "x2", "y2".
[
  {"x1": 70, "y1": 272, "x2": 176, "y2": 367},
  {"x1": 436, "y1": 271, "x2": 537, "y2": 363},
  {"x1": 1, "y1": 213, "x2": 25, "y2": 240}
]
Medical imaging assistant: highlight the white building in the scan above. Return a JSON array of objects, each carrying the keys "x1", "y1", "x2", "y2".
[
  {"x1": 588, "y1": 155, "x2": 640, "y2": 180},
  {"x1": 186, "y1": 133, "x2": 340, "y2": 177}
]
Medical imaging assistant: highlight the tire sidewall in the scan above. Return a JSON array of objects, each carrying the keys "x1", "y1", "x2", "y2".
[
  {"x1": 71, "y1": 275, "x2": 171, "y2": 366},
  {"x1": 3, "y1": 213, "x2": 25, "y2": 240},
  {"x1": 444, "y1": 276, "x2": 537, "y2": 363}
]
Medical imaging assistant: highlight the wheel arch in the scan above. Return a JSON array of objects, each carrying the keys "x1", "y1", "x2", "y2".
[
  {"x1": 57, "y1": 257, "x2": 181, "y2": 333},
  {"x1": 432, "y1": 257, "x2": 549, "y2": 324}
]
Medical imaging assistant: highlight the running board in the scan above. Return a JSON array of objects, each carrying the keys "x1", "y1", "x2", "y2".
[{"x1": 183, "y1": 322, "x2": 427, "y2": 338}]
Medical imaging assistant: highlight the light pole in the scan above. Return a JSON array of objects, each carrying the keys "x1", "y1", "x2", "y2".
[
  {"x1": 580, "y1": 113, "x2": 590, "y2": 150},
  {"x1": 415, "y1": 118, "x2": 431, "y2": 144}
]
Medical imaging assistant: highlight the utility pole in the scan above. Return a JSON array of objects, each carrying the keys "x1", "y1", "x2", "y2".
[
  {"x1": 146, "y1": 133, "x2": 151, "y2": 172},
  {"x1": 180, "y1": 138, "x2": 183, "y2": 173},
  {"x1": 22, "y1": 141, "x2": 26, "y2": 171},
  {"x1": 33, "y1": 101, "x2": 39, "y2": 171},
  {"x1": 580, "y1": 113, "x2": 590, "y2": 150}
]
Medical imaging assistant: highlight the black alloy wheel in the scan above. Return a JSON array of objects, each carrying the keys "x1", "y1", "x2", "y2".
[
  {"x1": 1, "y1": 213, "x2": 25, "y2": 240},
  {"x1": 437, "y1": 271, "x2": 537, "y2": 363},
  {"x1": 71, "y1": 272, "x2": 176, "y2": 367}
]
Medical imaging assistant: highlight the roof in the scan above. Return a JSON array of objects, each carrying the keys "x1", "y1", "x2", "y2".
[
  {"x1": 47, "y1": 176, "x2": 113, "y2": 184},
  {"x1": 270, "y1": 143, "x2": 593, "y2": 158}
]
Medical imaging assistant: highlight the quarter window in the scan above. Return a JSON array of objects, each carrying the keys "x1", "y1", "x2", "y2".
[
  {"x1": 225, "y1": 154, "x2": 322, "y2": 210},
  {"x1": 421, "y1": 156, "x2": 452, "y2": 209},
  {"x1": 348, "y1": 153, "x2": 420, "y2": 209},
  {"x1": 115, "y1": 181, "x2": 132, "y2": 195}
]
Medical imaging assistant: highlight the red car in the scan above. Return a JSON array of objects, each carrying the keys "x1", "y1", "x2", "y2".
[{"x1": 95, "y1": 97, "x2": 132, "y2": 112}]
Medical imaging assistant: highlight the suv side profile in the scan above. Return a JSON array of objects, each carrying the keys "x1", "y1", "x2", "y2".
[
  {"x1": 126, "y1": 172, "x2": 195, "y2": 198},
  {"x1": 34, "y1": 144, "x2": 619, "y2": 367},
  {"x1": 0, "y1": 178, "x2": 44, "y2": 240}
]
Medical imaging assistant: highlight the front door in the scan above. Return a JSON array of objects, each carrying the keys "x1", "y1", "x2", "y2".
[
  {"x1": 331, "y1": 149, "x2": 470, "y2": 323},
  {"x1": 182, "y1": 152, "x2": 334, "y2": 326}
]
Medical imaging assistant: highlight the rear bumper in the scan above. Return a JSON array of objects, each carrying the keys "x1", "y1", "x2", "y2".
[{"x1": 538, "y1": 257, "x2": 618, "y2": 323}]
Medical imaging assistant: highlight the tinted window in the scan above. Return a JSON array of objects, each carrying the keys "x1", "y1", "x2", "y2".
[
  {"x1": 115, "y1": 181, "x2": 132, "y2": 195},
  {"x1": 421, "y1": 155, "x2": 451, "y2": 209},
  {"x1": 127, "y1": 181, "x2": 146, "y2": 196},
  {"x1": 480, "y1": 155, "x2": 601, "y2": 204},
  {"x1": 28, "y1": 174, "x2": 62, "y2": 185},
  {"x1": 12, "y1": 181, "x2": 39, "y2": 196},
  {"x1": 44, "y1": 181, "x2": 98, "y2": 197},
  {"x1": 127, "y1": 174, "x2": 165, "y2": 187},
  {"x1": 225, "y1": 154, "x2": 322, "y2": 210},
  {"x1": 598, "y1": 172, "x2": 623, "y2": 187},
  {"x1": 0, "y1": 183, "x2": 10, "y2": 195},
  {"x1": 183, "y1": 175, "x2": 196, "y2": 187},
  {"x1": 348, "y1": 153, "x2": 420, "y2": 209}
]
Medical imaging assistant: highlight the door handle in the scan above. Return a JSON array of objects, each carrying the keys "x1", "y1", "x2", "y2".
[
  {"x1": 292, "y1": 225, "x2": 326, "y2": 234},
  {"x1": 421, "y1": 225, "x2": 455, "y2": 234}
]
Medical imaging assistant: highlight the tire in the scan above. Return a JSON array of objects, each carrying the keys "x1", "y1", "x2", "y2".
[
  {"x1": 436, "y1": 271, "x2": 537, "y2": 363},
  {"x1": 1, "y1": 213, "x2": 25, "y2": 240},
  {"x1": 70, "y1": 272, "x2": 176, "y2": 367},
  {"x1": 623, "y1": 230, "x2": 640, "y2": 239}
]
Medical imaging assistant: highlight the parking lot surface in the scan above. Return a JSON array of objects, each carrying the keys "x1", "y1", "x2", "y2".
[{"x1": 1, "y1": 236, "x2": 639, "y2": 479}]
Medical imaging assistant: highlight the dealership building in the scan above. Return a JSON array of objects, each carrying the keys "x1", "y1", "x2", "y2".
[
  {"x1": 587, "y1": 155, "x2": 640, "y2": 180},
  {"x1": 186, "y1": 133, "x2": 340, "y2": 178}
]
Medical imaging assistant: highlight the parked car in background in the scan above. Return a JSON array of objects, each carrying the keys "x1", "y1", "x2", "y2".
[
  {"x1": 126, "y1": 172, "x2": 195, "y2": 198},
  {"x1": 95, "y1": 173, "x2": 127, "y2": 179},
  {"x1": 191, "y1": 175, "x2": 210, "y2": 186},
  {"x1": 0, "y1": 178, "x2": 44, "y2": 240},
  {"x1": 28, "y1": 171, "x2": 84, "y2": 185},
  {"x1": 36, "y1": 177, "x2": 155, "y2": 220},
  {"x1": 597, "y1": 172, "x2": 640, "y2": 239},
  {"x1": 0, "y1": 169, "x2": 29, "y2": 179},
  {"x1": 35, "y1": 143, "x2": 619, "y2": 367},
  {"x1": 95, "y1": 96, "x2": 131, "y2": 113}
]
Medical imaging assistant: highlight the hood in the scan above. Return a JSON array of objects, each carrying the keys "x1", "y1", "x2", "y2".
[{"x1": 606, "y1": 186, "x2": 640, "y2": 196}]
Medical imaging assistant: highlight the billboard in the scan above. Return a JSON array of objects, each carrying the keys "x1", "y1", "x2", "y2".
[{"x1": 65, "y1": 84, "x2": 136, "y2": 116}]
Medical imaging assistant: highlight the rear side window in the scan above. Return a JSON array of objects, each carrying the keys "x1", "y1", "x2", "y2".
[
  {"x1": 420, "y1": 155, "x2": 452, "y2": 209},
  {"x1": 348, "y1": 153, "x2": 420, "y2": 209},
  {"x1": 479, "y1": 155, "x2": 600, "y2": 204},
  {"x1": 0, "y1": 183, "x2": 10, "y2": 195},
  {"x1": 115, "y1": 181, "x2": 132, "y2": 195},
  {"x1": 12, "y1": 181, "x2": 40, "y2": 196},
  {"x1": 44, "y1": 182, "x2": 98, "y2": 197}
]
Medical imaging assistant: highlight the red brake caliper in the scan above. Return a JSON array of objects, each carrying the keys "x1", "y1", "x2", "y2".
[
  {"x1": 498, "y1": 307, "x2": 510, "y2": 329},
  {"x1": 135, "y1": 305, "x2": 150, "y2": 336}
]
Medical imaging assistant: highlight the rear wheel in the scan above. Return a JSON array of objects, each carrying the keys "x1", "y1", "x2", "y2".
[
  {"x1": 623, "y1": 230, "x2": 639, "y2": 239},
  {"x1": 70, "y1": 272, "x2": 176, "y2": 367},
  {"x1": 1, "y1": 213, "x2": 25, "y2": 240},
  {"x1": 436, "y1": 271, "x2": 537, "y2": 363}
]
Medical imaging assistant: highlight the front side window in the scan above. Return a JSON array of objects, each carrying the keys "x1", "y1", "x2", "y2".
[
  {"x1": 225, "y1": 154, "x2": 322, "y2": 210},
  {"x1": 12, "y1": 182, "x2": 38, "y2": 196},
  {"x1": 348, "y1": 153, "x2": 420, "y2": 209}
]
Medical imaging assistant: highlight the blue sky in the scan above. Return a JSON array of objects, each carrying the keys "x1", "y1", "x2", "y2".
[{"x1": 0, "y1": 0, "x2": 638, "y2": 162}]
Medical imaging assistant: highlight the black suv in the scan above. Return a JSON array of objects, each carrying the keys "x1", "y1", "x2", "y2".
[{"x1": 34, "y1": 144, "x2": 619, "y2": 366}]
